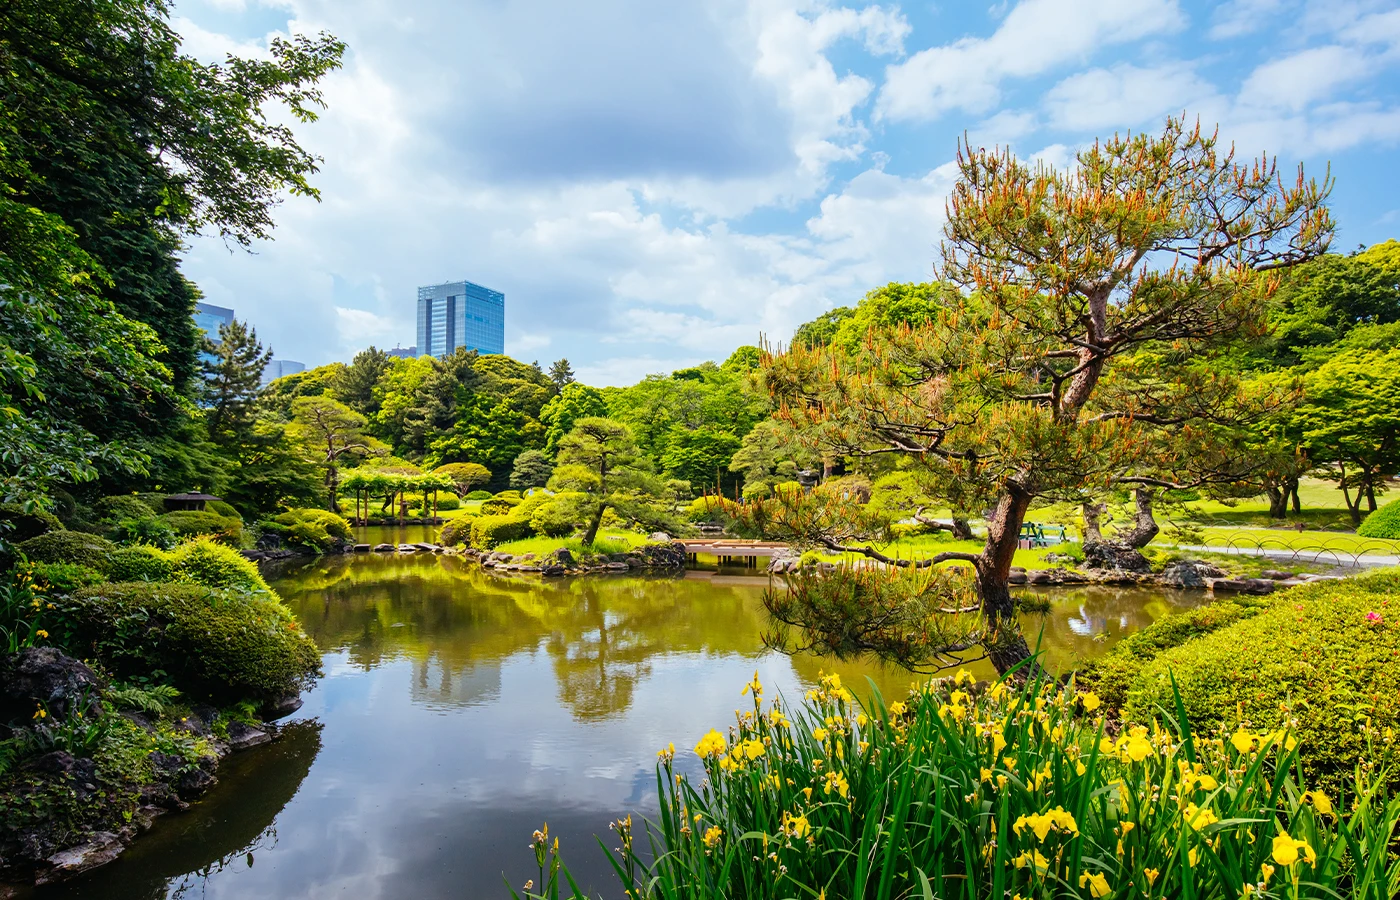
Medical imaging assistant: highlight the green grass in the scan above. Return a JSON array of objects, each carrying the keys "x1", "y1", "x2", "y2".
[
  {"x1": 1185, "y1": 527, "x2": 1400, "y2": 558},
  {"x1": 492, "y1": 530, "x2": 650, "y2": 558}
]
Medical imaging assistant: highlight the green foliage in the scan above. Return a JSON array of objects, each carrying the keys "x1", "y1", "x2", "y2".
[
  {"x1": 16, "y1": 531, "x2": 117, "y2": 570},
  {"x1": 466, "y1": 490, "x2": 493, "y2": 500},
  {"x1": 15, "y1": 561, "x2": 106, "y2": 594},
  {"x1": 167, "y1": 538, "x2": 271, "y2": 593},
  {"x1": 55, "y1": 582, "x2": 320, "y2": 702},
  {"x1": 93, "y1": 495, "x2": 159, "y2": 523},
  {"x1": 432, "y1": 462, "x2": 491, "y2": 495},
  {"x1": 106, "y1": 683, "x2": 182, "y2": 716},
  {"x1": 161, "y1": 510, "x2": 241, "y2": 541},
  {"x1": 686, "y1": 495, "x2": 736, "y2": 523},
  {"x1": 108, "y1": 515, "x2": 178, "y2": 549},
  {"x1": 527, "y1": 493, "x2": 584, "y2": 538},
  {"x1": 1296, "y1": 349, "x2": 1400, "y2": 522},
  {"x1": 201, "y1": 319, "x2": 272, "y2": 445},
  {"x1": 509, "y1": 449, "x2": 555, "y2": 491},
  {"x1": 530, "y1": 672, "x2": 1400, "y2": 900},
  {"x1": 469, "y1": 515, "x2": 531, "y2": 549},
  {"x1": 548, "y1": 417, "x2": 678, "y2": 545},
  {"x1": 1357, "y1": 497, "x2": 1400, "y2": 539},
  {"x1": 540, "y1": 382, "x2": 608, "y2": 455},
  {"x1": 0, "y1": 503, "x2": 62, "y2": 543},
  {"x1": 104, "y1": 545, "x2": 175, "y2": 582},
  {"x1": 1123, "y1": 571, "x2": 1400, "y2": 790},
  {"x1": 480, "y1": 497, "x2": 521, "y2": 516},
  {"x1": 205, "y1": 500, "x2": 242, "y2": 521},
  {"x1": 264, "y1": 508, "x2": 353, "y2": 552},
  {"x1": 434, "y1": 491, "x2": 461, "y2": 510}
]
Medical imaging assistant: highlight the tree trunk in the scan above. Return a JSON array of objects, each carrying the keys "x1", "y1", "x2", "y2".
[
  {"x1": 975, "y1": 486, "x2": 1038, "y2": 678},
  {"x1": 1266, "y1": 485, "x2": 1287, "y2": 519},
  {"x1": 1366, "y1": 481, "x2": 1378, "y2": 512},
  {"x1": 1081, "y1": 489, "x2": 1154, "y2": 572},
  {"x1": 951, "y1": 517, "x2": 973, "y2": 541},
  {"x1": 1340, "y1": 465, "x2": 1362, "y2": 525},
  {"x1": 1288, "y1": 476, "x2": 1301, "y2": 515},
  {"x1": 1122, "y1": 489, "x2": 1159, "y2": 548},
  {"x1": 326, "y1": 463, "x2": 339, "y2": 512},
  {"x1": 582, "y1": 503, "x2": 606, "y2": 547}
]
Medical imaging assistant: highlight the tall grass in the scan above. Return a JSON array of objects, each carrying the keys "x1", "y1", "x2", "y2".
[{"x1": 516, "y1": 668, "x2": 1400, "y2": 899}]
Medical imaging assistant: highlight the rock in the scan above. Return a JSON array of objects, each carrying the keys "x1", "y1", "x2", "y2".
[
  {"x1": 550, "y1": 548, "x2": 575, "y2": 567},
  {"x1": 263, "y1": 693, "x2": 303, "y2": 720},
  {"x1": 354, "y1": 544, "x2": 371, "y2": 552},
  {"x1": 23, "y1": 752, "x2": 101, "y2": 802},
  {"x1": 0, "y1": 647, "x2": 105, "y2": 722},
  {"x1": 519, "y1": 565, "x2": 542, "y2": 573},
  {"x1": 648, "y1": 532, "x2": 671, "y2": 542},
  {"x1": 1008, "y1": 570, "x2": 1027, "y2": 584},
  {"x1": 1159, "y1": 559, "x2": 1226, "y2": 589},
  {"x1": 397, "y1": 543, "x2": 416, "y2": 552},
  {"x1": 225, "y1": 721, "x2": 272, "y2": 751},
  {"x1": 1083, "y1": 539, "x2": 1152, "y2": 573},
  {"x1": 35, "y1": 832, "x2": 124, "y2": 884},
  {"x1": 604, "y1": 561, "x2": 630, "y2": 571},
  {"x1": 255, "y1": 531, "x2": 283, "y2": 551},
  {"x1": 1209, "y1": 577, "x2": 1277, "y2": 595},
  {"x1": 413, "y1": 542, "x2": 439, "y2": 552},
  {"x1": 520, "y1": 552, "x2": 536, "y2": 561},
  {"x1": 1260, "y1": 569, "x2": 1296, "y2": 581},
  {"x1": 541, "y1": 565, "x2": 567, "y2": 576},
  {"x1": 176, "y1": 763, "x2": 216, "y2": 800},
  {"x1": 1025, "y1": 567, "x2": 1089, "y2": 585},
  {"x1": 373, "y1": 543, "x2": 394, "y2": 552}
]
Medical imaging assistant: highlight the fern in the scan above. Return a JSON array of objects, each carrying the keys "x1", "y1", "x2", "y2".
[{"x1": 108, "y1": 683, "x2": 181, "y2": 715}]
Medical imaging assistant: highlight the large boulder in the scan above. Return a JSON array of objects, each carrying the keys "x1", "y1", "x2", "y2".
[
  {"x1": 1159, "y1": 559, "x2": 1226, "y2": 588},
  {"x1": 0, "y1": 647, "x2": 105, "y2": 722},
  {"x1": 1083, "y1": 539, "x2": 1152, "y2": 573}
]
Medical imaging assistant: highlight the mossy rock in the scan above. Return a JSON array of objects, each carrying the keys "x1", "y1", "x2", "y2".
[
  {"x1": 0, "y1": 503, "x2": 63, "y2": 544},
  {"x1": 58, "y1": 582, "x2": 321, "y2": 703},
  {"x1": 16, "y1": 531, "x2": 117, "y2": 570}
]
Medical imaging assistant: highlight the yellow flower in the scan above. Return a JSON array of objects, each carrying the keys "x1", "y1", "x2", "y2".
[
  {"x1": 1099, "y1": 737, "x2": 1116, "y2": 755},
  {"x1": 33, "y1": 708, "x2": 47, "y2": 720},
  {"x1": 742, "y1": 670, "x2": 763, "y2": 698},
  {"x1": 1078, "y1": 872, "x2": 1111, "y2": 898},
  {"x1": 1074, "y1": 760, "x2": 1087, "y2": 776},
  {"x1": 1302, "y1": 791, "x2": 1333, "y2": 816},
  {"x1": 801, "y1": 786, "x2": 813, "y2": 801},
  {"x1": 955, "y1": 668, "x2": 974, "y2": 685},
  {"x1": 1231, "y1": 729, "x2": 1260, "y2": 755},
  {"x1": 1114, "y1": 726, "x2": 1155, "y2": 763},
  {"x1": 694, "y1": 729, "x2": 727, "y2": 759},
  {"x1": 34, "y1": 629, "x2": 49, "y2": 639},
  {"x1": 1081, "y1": 691, "x2": 1101, "y2": 713},
  {"x1": 702, "y1": 826, "x2": 723, "y2": 849},
  {"x1": 1271, "y1": 830, "x2": 1315, "y2": 867},
  {"x1": 1260, "y1": 863, "x2": 1274, "y2": 883},
  {"x1": 1183, "y1": 803, "x2": 1219, "y2": 831},
  {"x1": 887, "y1": 700, "x2": 907, "y2": 717},
  {"x1": 823, "y1": 771, "x2": 849, "y2": 799},
  {"x1": 980, "y1": 767, "x2": 993, "y2": 783},
  {"x1": 1011, "y1": 849, "x2": 1050, "y2": 874},
  {"x1": 783, "y1": 811, "x2": 811, "y2": 839},
  {"x1": 740, "y1": 738, "x2": 765, "y2": 760},
  {"x1": 992, "y1": 731, "x2": 1008, "y2": 756},
  {"x1": 856, "y1": 713, "x2": 868, "y2": 728},
  {"x1": 811, "y1": 727, "x2": 829, "y2": 743},
  {"x1": 657, "y1": 742, "x2": 675, "y2": 762},
  {"x1": 1144, "y1": 867, "x2": 1159, "y2": 886},
  {"x1": 1188, "y1": 847, "x2": 1200, "y2": 867},
  {"x1": 1012, "y1": 807, "x2": 1077, "y2": 842}
]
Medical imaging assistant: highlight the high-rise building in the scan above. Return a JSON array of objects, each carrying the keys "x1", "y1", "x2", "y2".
[
  {"x1": 415, "y1": 280, "x2": 504, "y2": 357},
  {"x1": 261, "y1": 359, "x2": 306, "y2": 385},
  {"x1": 386, "y1": 345, "x2": 418, "y2": 359},
  {"x1": 192, "y1": 302, "x2": 234, "y2": 342}
]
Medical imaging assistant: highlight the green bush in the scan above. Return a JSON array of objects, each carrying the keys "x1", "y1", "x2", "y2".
[
  {"x1": 480, "y1": 496, "x2": 521, "y2": 516},
  {"x1": 686, "y1": 495, "x2": 734, "y2": 523},
  {"x1": 93, "y1": 495, "x2": 159, "y2": 523},
  {"x1": 493, "y1": 490, "x2": 522, "y2": 501},
  {"x1": 0, "y1": 503, "x2": 63, "y2": 544},
  {"x1": 1076, "y1": 599, "x2": 1263, "y2": 712},
  {"x1": 1357, "y1": 497, "x2": 1400, "y2": 539},
  {"x1": 108, "y1": 516, "x2": 178, "y2": 549},
  {"x1": 205, "y1": 500, "x2": 243, "y2": 522},
  {"x1": 470, "y1": 515, "x2": 530, "y2": 549},
  {"x1": 17, "y1": 561, "x2": 106, "y2": 594},
  {"x1": 132, "y1": 493, "x2": 170, "y2": 515},
  {"x1": 466, "y1": 490, "x2": 492, "y2": 500},
  {"x1": 528, "y1": 494, "x2": 582, "y2": 538},
  {"x1": 439, "y1": 519, "x2": 469, "y2": 547},
  {"x1": 1123, "y1": 570, "x2": 1400, "y2": 790},
  {"x1": 162, "y1": 510, "x2": 241, "y2": 541},
  {"x1": 55, "y1": 583, "x2": 320, "y2": 703},
  {"x1": 105, "y1": 546, "x2": 175, "y2": 582},
  {"x1": 168, "y1": 538, "x2": 271, "y2": 593},
  {"x1": 16, "y1": 531, "x2": 117, "y2": 570},
  {"x1": 264, "y1": 508, "x2": 353, "y2": 552},
  {"x1": 434, "y1": 491, "x2": 461, "y2": 511}
]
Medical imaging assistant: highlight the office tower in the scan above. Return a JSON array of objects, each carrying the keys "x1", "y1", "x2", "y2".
[
  {"x1": 261, "y1": 359, "x2": 306, "y2": 385},
  {"x1": 386, "y1": 345, "x2": 418, "y2": 359},
  {"x1": 415, "y1": 280, "x2": 505, "y2": 357},
  {"x1": 192, "y1": 302, "x2": 234, "y2": 342}
]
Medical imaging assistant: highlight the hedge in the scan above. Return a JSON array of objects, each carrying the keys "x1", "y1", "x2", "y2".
[
  {"x1": 206, "y1": 500, "x2": 243, "y2": 522},
  {"x1": 1357, "y1": 498, "x2": 1400, "y2": 540},
  {"x1": 0, "y1": 503, "x2": 63, "y2": 543},
  {"x1": 105, "y1": 545, "x2": 176, "y2": 582},
  {"x1": 16, "y1": 531, "x2": 117, "y2": 570},
  {"x1": 469, "y1": 515, "x2": 530, "y2": 549},
  {"x1": 262, "y1": 508, "x2": 353, "y2": 553},
  {"x1": 162, "y1": 510, "x2": 241, "y2": 540},
  {"x1": 55, "y1": 582, "x2": 320, "y2": 703},
  {"x1": 93, "y1": 495, "x2": 159, "y2": 523},
  {"x1": 1121, "y1": 570, "x2": 1400, "y2": 791}
]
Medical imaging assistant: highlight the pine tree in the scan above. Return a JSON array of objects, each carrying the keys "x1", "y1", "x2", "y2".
[
  {"x1": 548, "y1": 358, "x2": 576, "y2": 393},
  {"x1": 202, "y1": 319, "x2": 272, "y2": 446}
]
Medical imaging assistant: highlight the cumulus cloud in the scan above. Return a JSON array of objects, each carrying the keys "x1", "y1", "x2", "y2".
[
  {"x1": 1044, "y1": 62, "x2": 1222, "y2": 132},
  {"x1": 876, "y1": 0, "x2": 1184, "y2": 122}
]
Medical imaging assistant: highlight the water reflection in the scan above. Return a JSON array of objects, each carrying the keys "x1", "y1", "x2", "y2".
[{"x1": 62, "y1": 556, "x2": 1208, "y2": 900}]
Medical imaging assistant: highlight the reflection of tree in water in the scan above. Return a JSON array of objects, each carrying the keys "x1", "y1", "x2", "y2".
[
  {"x1": 1019, "y1": 585, "x2": 1209, "y2": 669},
  {"x1": 55, "y1": 722, "x2": 323, "y2": 900}
]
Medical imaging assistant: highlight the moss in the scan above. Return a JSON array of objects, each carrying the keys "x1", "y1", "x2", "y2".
[
  {"x1": 56, "y1": 582, "x2": 320, "y2": 703},
  {"x1": 1357, "y1": 497, "x2": 1400, "y2": 539},
  {"x1": 16, "y1": 531, "x2": 117, "y2": 570},
  {"x1": 17, "y1": 561, "x2": 107, "y2": 594},
  {"x1": 92, "y1": 495, "x2": 159, "y2": 524},
  {"x1": 1121, "y1": 571, "x2": 1400, "y2": 791}
]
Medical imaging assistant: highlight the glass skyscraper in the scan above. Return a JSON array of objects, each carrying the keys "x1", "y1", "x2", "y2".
[{"x1": 415, "y1": 280, "x2": 505, "y2": 357}]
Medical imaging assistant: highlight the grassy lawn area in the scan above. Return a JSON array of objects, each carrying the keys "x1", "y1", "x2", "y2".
[{"x1": 1185, "y1": 526, "x2": 1400, "y2": 557}]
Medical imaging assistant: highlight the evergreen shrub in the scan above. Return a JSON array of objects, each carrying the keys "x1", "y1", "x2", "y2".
[
  {"x1": 262, "y1": 508, "x2": 353, "y2": 552},
  {"x1": 108, "y1": 516, "x2": 177, "y2": 549},
  {"x1": 434, "y1": 491, "x2": 461, "y2": 510},
  {"x1": 470, "y1": 515, "x2": 530, "y2": 549},
  {"x1": 93, "y1": 495, "x2": 158, "y2": 523},
  {"x1": 17, "y1": 561, "x2": 107, "y2": 593},
  {"x1": 16, "y1": 532, "x2": 117, "y2": 570},
  {"x1": 105, "y1": 546, "x2": 175, "y2": 582},
  {"x1": 167, "y1": 538, "x2": 270, "y2": 593},
  {"x1": 466, "y1": 490, "x2": 492, "y2": 500},
  {"x1": 1357, "y1": 498, "x2": 1400, "y2": 539},
  {"x1": 56, "y1": 583, "x2": 320, "y2": 703},
  {"x1": 1123, "y1": 570, "x2": 1400, "y2": 790},
  {"x1": 162, "y1": 510, "x2": 241, "y2": 541},
  {"x1": 205, "y1": 500, "x2": 243, "y2": 521}
]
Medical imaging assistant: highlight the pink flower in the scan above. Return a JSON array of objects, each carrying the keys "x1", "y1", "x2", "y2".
[{"x1": 1366, "y1": 612, "x2": 1383, "y2": 624}]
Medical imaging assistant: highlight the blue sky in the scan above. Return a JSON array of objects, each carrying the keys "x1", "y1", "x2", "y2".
[{"x1": 173, "y1": 0, "x2": 1400, "y2": 384}]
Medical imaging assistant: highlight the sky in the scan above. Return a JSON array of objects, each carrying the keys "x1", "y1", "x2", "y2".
[{"x1": 173, "y1": 0, "x2": 1400, "y2": 385}]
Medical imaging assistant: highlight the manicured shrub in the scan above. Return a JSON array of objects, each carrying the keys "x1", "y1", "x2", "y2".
[
  {"x1": 434, "y1": 491, "x2": 461, "y2": 510},
  {"x1": 107, "y1": 516, "x2": 178, "y2": 549},
  {"x1": 493, "y1": 490, "x2": 522, "y2": 501},
  {"x1": 162, "y1": 510, "x2": 241, "y2": 541},
  {"x1": 466, "y1": 490, "x2": 492, "y2": 501},
  {"x1": 685, "y1": 495, "x2": 734, "y2": 523},
  {"x1": 1123, "y1": 571, "x2": 1400, "y2": 790},
  {"x1": 132, "y1": 493, "x2": 170, "y2": 515},
  {"x1": 1357, "y1": 497, "x2": 1400, "y2": 539},
  {"x1": 263, "y1": 508, "x2": 354, "y2": 552},
  {"x1": 205, "y1": 500, "x2": 243, "y2": 522},
  {"x1": 1075, "y1": 599, "x2": 1264, "y2": 712},
  {"x1": 168, "y1": 538, "x2": 270, "y2": 593},
  {"x1": 93, "y1": 495, "x2": 159, "y2": 524},
  {"x1": 439, "y1": 519, "x2": 469, "y2": 547},
  {"x1": 470, "y1": 515, "x2": 530, "y2": 549},
  {"x1": 16, "y1": 531, "x2": 116, "y2": 570},
  {"x1": 0, "y1": 503, "x2": 63, "y2": 543},
  {"x1": 105, "y1": 546, "x2": 175, "y2": 582},
  {"x1": 520, "y1": 492, "x2": 579, "y2": 538},
  {"x1": 16, "y1": 561, "x2": 106, "y2": 593},
  {"x1": 55, "y1": 583, "x2": 320, "y2": 703}
]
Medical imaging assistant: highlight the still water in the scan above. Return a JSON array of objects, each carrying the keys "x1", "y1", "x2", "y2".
[{"x1": 52, "y1": 553, "x2": 1206, "y2": 900}]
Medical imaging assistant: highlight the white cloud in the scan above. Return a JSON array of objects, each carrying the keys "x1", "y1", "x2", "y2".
[
  {"x1": 334, "y1": 307, "x2": 400, "y2": 350},
  {"x1": 1044, "y1": 62, "x2": 1222, "y2": 132},
  {"x1": 1207, "y1": 0, "x2": 1290, "y2": 41},
  {"x1": 1238, "y1": 46, "x2": 1375, "y2": 112},
  {"x1": 876, "y1": 0, "x2": 1184, "y2": 122}
]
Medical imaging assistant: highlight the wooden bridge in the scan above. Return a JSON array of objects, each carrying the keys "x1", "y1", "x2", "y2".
[{"x1": 679, "y1": 539, "x2": 789, "y2": 568}]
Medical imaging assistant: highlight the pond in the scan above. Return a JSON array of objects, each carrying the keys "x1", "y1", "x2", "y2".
[{"x1": 50, "y1": 553, "x2": 1207, "y2": 900}]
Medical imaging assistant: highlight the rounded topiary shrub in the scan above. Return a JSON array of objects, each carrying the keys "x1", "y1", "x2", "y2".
[
  {"x1": 16, "y1": 531, "x2": 117, "y2": 570},
  {"x1": 162, "y1": 510, "x2": 240, "y2": 539},
  {"x1": 56, "y1": 583, "x2": 321, "y2": 703},
  {"x1": 105, "y1": 545, "x2": 176, "y2": 582},
  {"x1": 466, "y1": 490, "x2": 492, "y2": 501},
  {"x1": 0, "y1": 503, "x2": 63, "y2": 544},
  {"x1": 168, "y1": 538, "x2": 270, "y2": 593},
  {"x1": 1357, "y1": 498, "x2": 1400, "y2": 540},
  {"x1": 1122, "y1": 570, "x2": 1400, "y2": 790},
  {"x1": 434, "y1": 491, "x2": 461, "y2": 511},
  {"x1": 205, "y1": 500, "x2": 244, "y2": 522},
  {"x1": 265, "y1": 509, "x2": 354, "y2": 552},
  {"x1": 93, "y1": 495, "x2": 159, "y2": 524}
]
